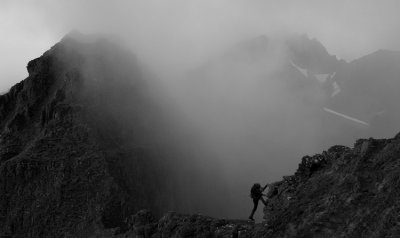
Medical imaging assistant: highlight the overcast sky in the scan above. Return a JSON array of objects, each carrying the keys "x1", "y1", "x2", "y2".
[{"x1": 1, "y1": 0, "x2": 400, "y2": 91}]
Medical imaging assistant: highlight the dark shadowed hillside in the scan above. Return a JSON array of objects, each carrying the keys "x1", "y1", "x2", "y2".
[
  {"x1": 262, "y1": 134, "x2": 400, "y2": 237},
  {"x1": 0, "y1": 32, "x2": 227, "y2": 237}
]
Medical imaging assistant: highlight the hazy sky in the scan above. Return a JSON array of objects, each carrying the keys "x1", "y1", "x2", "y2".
[{"x1": 1, "y1": 0, "x2": 400, "y2": 91}]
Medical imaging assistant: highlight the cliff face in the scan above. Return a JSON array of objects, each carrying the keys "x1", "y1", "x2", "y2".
[
  {"x1": 120, "y1": 133, "x2": 400, "y2": 238},
  {"x1": 0, "y1": 33, "x2": 180, "y2": 237},
  {"x1": 263, "y1": 133, "x2": 400, "y2": 237}
]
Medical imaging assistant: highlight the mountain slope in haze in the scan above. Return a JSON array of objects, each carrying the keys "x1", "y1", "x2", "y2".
[
  {"x1": 185, "y1": 33, "x2": 400, "y2": 141},
  {"x1": 0, "y1": 32, "x2": 175, "y2": 237},
  {"x1": 169, "y1": 33, "x2": 400, "y2": 220},
  {"x1": 0, "y1": 32, "x2": 227, "y2": 237},
  {"x1": 172, "y1": 34, "x2": 353, "y2": 218},
  {"x1": 327, "y1": 49, "x2": 400, "y2": 136},
  {"x1": 182, "y1": 33, "x2": 348, "y2": 147}
]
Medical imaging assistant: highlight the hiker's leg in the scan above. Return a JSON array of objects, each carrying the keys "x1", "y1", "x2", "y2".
[
  {"x1": 249, "y1": 198, "x2": 259, "y2": 219},
  {"x1": 260, "y1": 197, "x2": 267, "y2": 206}
]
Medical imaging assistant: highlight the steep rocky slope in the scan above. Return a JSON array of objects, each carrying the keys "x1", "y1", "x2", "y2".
[
  {"x1": 0, "y1": 32, "x2": 226, "y2": 237},
  {"x1": 0, "y1": 32, "x2": 172, "y2": 237},
  {"x1": 263, "y1": 134, "x2": 400, "y2": 237},
  {"x1": 123, "y1": 132, "x2": 400, "y2": 237}
]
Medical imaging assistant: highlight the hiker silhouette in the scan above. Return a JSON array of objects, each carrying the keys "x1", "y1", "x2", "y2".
[{"x1": 248, "y1": 183, "x2": 268, "y2": 221}]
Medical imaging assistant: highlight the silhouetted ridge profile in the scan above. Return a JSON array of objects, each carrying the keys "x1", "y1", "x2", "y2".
[{"x1": 286, "y1": 34, "x2": 346, "y2": 74}]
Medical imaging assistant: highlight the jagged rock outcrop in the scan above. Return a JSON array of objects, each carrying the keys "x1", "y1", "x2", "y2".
[
  {"x1": 262, "y1": 134, "x2": 400, "y2": 237},
  {"x1": 0, "y1": 32, "x2": 186, "y2": 237},
  {"x1": 115, "y1": 210, "x2": 265, "y2": 238},
  {"x1": 286, "y1": 34, "x2": 346, "y2": 75}
]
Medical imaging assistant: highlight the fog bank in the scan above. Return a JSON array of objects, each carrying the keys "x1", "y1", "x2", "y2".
[{"x1": 2, "y1": 0, "x2": 400, "y2": 90}]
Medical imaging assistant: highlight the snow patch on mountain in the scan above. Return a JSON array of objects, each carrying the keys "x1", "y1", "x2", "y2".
[
  {"x1": 323, "y1": 107, "x2": 369, "y2": 126},
  {"x1": 290, "y1": 60, "x2": 308, "y2": 78},
  {"x1": 331, "y1": 81, "x2": 341, "y2": 97},
  {"x1": 315, "y1": 74, "x2": 330, "y2": 83}
]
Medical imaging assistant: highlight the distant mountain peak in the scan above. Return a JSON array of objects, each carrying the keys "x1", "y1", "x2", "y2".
[{"x1": 285, "y1": 33, "x2": 345, "y2": 74}]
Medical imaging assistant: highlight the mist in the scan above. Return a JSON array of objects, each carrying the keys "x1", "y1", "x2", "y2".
[
  {"x1": 2, "y1": 0, "x2": 400, "y2": 90},
  {"x1": 2, "y1": 0, "x2": 400, "y2": 220}
]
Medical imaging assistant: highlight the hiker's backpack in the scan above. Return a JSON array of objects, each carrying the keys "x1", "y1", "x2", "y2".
[{"x1": 250, "y1": 183, "x2": 261, "y2": 199}]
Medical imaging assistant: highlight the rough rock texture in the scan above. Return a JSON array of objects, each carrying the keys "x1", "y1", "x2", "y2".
[
  {"x1": 262, "y1": 135, "x2": 400, "y2": 237},
  {"x1": 0, "y1": 32, "x2": 178, "y2": 237},
  {"x1": 117, "y1": 210, "x2": 265, "y2": 238},
  {"x1": 119, "y1": 134, "x2": 400, "y2": 237},
  {"x1": 261, "y1": 135, "x2": 400, "y2": 237}
]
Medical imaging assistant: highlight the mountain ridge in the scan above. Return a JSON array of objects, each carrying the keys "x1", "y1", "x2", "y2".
[
  {"x1": 1, "y1": 32, "x2": 400, "y2": 237},
  {"x1": 0, "y1": 32, "x2": 218, "y2": 237}
]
